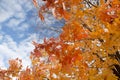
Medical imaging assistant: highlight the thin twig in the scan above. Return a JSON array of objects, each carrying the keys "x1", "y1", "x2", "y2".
[
  {"x1": 80, "y1": 19, "x2": 92, "y2": 32},
  {"x1": 84, "y1": 0, "x2": 97, "y2": 8}
]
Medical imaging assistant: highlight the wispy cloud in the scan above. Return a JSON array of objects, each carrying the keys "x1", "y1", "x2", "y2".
[
  {"x1": 0, "y1": 0, "x2": 62, "y2": 69},
  {"x1": 0, "y1": 0, "x2": 36, "y2": 40},
  {"x1": 0, "y1": 25, "x2": 2, "y2": 30},
  {"x1": 0, "y1": 0, "x2": 33, "y2": 31},
  {"x1": 0, "y1": 0, "x2": 40, "y2": 68},
  {"x1": 0, "y1": 0, "x2": 23, "y2": 23},
  {"x1": 0, "y1": 33, "x2": 42, "y2": 69}
]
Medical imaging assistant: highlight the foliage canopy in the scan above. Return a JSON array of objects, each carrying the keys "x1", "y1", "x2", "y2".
[{"x1": 0, "y1": 0, "x2": 120, "y2": 80}]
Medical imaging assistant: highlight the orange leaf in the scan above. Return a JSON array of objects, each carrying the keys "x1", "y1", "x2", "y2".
[
  {"x1": 63, "y1": 11, "x2": 71, "y2": 21},
  {"x1": 33, "y1": 0, "x2": 38, "y2": 7},
  {"x1": 39, "y1": 12, "x2": 44, "y2": 21}
]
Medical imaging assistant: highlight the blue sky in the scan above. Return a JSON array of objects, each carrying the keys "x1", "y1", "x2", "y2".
[{"x1": 0, "y1": 0, "x2": 64, "y2": 69}]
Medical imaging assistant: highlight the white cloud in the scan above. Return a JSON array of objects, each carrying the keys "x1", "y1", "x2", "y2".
[
  {"x1": 7, "y1": 18, "x2": 23, "y2": 28},
  {"x1": 0, "y1": 56, "x2": 6, "y2": 68},
  {"x1": 0, "y1": 0, "x2": 32, "y2": 23},
  {"x1": 0, "y1": 8, "x2": 13, "y2": 23},
  {"x1": 14, "y1": 12, "x2": 26, "y2": 19},
  {"x1": 0, "y1": 0, "x2": 33, "y2": 33},
  {"x1": 0, "y1": 44, "x2": 32, "y2": 69},
  {"x1": 0, "y1": 34, "x2": 3, "y2": 41},
  {"x1": 17, "y1": 33, "x2": 25, "y2": 38},
  {"x1": 7, "y1": 19, "x2": 30, "y2": 31},
  {"x1": 0, "y1": 25, "x2": 2, "y2": 30},
  {"x1": 0, "y1": 44, "x2": 19, "y2": 59},
  {"x1": 0, "y1": 0, "x2": 19, "y2": 23},
  {"x1": 0, "y1": 0, "x2": 59, "y2": 70},
  {"x1": 0, "y1": 0, "x2": 44, "y2": 70},
  {"x1": 0, "y1": 33, "x2": 43, "y2": 69},
  {"x1": 18, "y1": 23, "x2": 29, "y2": 31}
]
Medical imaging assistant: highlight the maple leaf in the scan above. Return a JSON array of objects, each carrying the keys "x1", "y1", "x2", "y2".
[
  {"x1": 33, "y1": 0, "x2": 38, "y2": 7},
  {"x1": 38, "y1": 12, "x2": 44, "y2": 21},
  {"x1": 1, "y1": 0, "x2": 120, "y2": 79}
]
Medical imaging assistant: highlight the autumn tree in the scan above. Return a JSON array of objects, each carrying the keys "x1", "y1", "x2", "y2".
[{"x1": 0, "y1": 0, "x2": 120, "y2": 80}]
